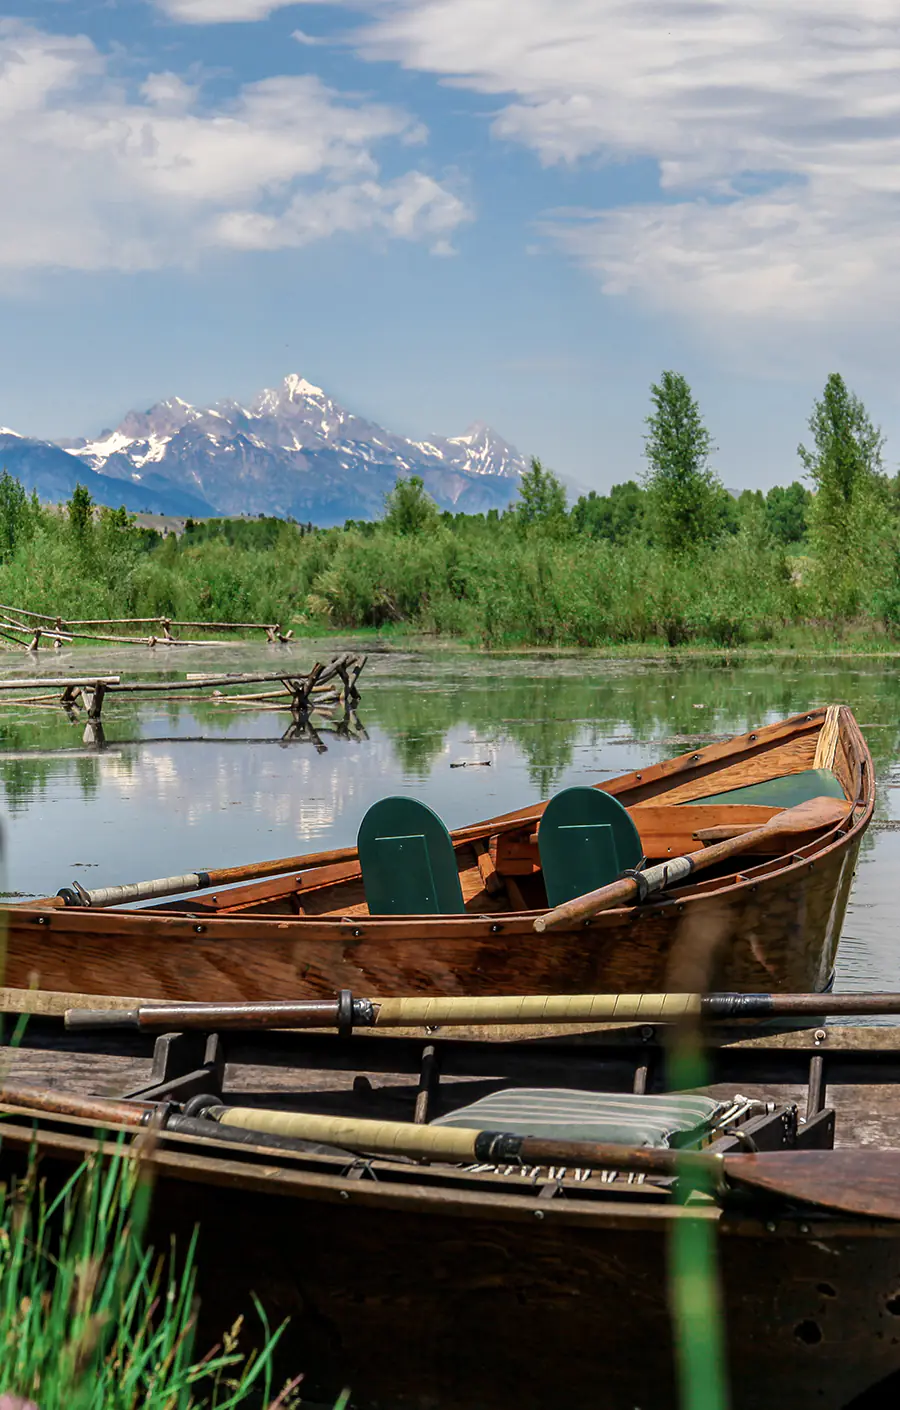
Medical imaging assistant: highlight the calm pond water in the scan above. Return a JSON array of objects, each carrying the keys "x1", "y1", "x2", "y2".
[{"x1": 1, "y1": 640, "x2": 899, "y2": 994}]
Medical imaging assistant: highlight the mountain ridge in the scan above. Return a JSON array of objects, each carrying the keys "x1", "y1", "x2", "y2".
[{"x1": 0, "y1": 375, "x2": 528, "y2": 525}]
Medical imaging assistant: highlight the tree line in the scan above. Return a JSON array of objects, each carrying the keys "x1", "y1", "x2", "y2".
[{"x1": 0, "y1": 369, "x2": 896, "y2": 649}]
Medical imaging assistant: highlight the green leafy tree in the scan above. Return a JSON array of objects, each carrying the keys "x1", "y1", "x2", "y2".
[
  {"x1": 0, "y1": 471, "x2": 36, "y2": 563},
  {"x1": 513, "y1": 456, "x2": 567, "y2": 530},
  {"x1": 736, "y1": 489, "x2": 765, "y2": 520},
  {"x1": 765, "y1": 482, "x2": 810, "y2": 545},
  {"x1": 382, "y1": 475, "x2": 440, "y2": 536},
  {"x1": 798, "y1": 374, "x2": 890, "y2": 614},
  {"x1": 98, "y1": 504, "x2": 134, "y2": 533},
  {"x1": 643, "y1": 372, "x2": 722, "y2": 552},
  {"x1": 572, "y1": 482, "x2": 646, "y2": 543},
  {"x1": 67, "y1": 482, "x2": 94, "y2": 543}
]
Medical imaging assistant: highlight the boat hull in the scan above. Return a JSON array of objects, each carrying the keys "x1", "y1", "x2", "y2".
[
  {"x1": 1, "y1": 1132, "x2": 896, "y2": 1410},
  {"x1": 2, "y1": 824, "x2": 863, "y2": 1006}
]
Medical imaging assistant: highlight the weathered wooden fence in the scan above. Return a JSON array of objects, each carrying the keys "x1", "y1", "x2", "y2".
[
  {"x1": 0, "y1": 653, "x2": 367, "y2": 724},
  {"x1": 0, "y1": 604, "x2": 294, "y2": 649}
]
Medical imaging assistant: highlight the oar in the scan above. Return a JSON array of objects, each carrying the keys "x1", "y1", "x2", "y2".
[
  {"x1": 42, "y1": 807, "x2": 549, "y2": 909},
  {"x1": 64, "y1": 987, "x2": 900, "y2": 1033},
  {"x1": 534, "y1": 795, "x2": 850, "y2": 933},
  {"x1": 188, "y1": 1104, "x2": 900, "y2": 1220},
  {"x1": 1, "y1": 1083, "x2": 895, "y2": 1220}
]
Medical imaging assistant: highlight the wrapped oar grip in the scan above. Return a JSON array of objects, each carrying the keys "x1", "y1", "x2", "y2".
[
  {"x1": 372, "y1": 992, "x2": 702, "y2": 1026},
  {"x1": 206, "y1": 1106, "x2": 483, "y2": 1161},
  {"x1": 535, "y1": 858, "x2": 696, "y2": 933},
  {"x1": 66, "y1": 873, "x2": 208, "y2": 908}
]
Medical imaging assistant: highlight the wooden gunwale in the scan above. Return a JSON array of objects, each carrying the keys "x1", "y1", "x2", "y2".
[
  {"x1": 11, "y1": 807, "x2": 865, "y2": 936},
  {"x1": 184, "y1": 705, "x2": 870, "y2": 917}
]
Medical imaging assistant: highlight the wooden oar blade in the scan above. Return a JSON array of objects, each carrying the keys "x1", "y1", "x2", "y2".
[
  {"x1": 754, "y1": 795, "x2": 851, "y2": 837},
  {"x1": 693, "y1": 796, "x2": 851, "y2": 852},
  {"x1": 724, "y1": 1150, "x2": 900, "y2": 1221}
]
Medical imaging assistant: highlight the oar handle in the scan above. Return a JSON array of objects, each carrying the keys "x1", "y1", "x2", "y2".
[
  {"x1": 534, "y1": 855, "x2": 698, "y2": 933},
  {"x1": 533, "y1": 796, "x2": 850, "y2": 935},
  {"x1": 65, "y1": 997, "x2": 369, "y2": 1032},
  {"x1": 0, "y1": 1084, "x2": 157, "y2": 1127},
  {"x1": 534, "y1": 874, "x2": 641, "y2": 933}
]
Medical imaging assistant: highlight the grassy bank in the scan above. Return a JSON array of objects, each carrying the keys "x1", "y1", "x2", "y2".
[{"x1": 0, "y1": 469, "x2": 897, "y2": 652}]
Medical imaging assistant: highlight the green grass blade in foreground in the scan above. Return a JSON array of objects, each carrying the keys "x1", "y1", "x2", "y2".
[{"x1": 667, "y1": 1034, "x2": 730, "y2": 1410}]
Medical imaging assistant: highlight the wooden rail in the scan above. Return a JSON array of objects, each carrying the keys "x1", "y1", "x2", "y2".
[
  {"x1": 0, "y1": 604, "x2": 293, "y2": 648},
  {"x1": 0, "y1": 654, "x2": 367, "y2": 725}
]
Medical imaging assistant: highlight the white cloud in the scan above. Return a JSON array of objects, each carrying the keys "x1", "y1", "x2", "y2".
[
  {"x1": 157, "y1": 0, "x2": 303, "y2": 21},
  {"x1": 318, "y1": 0, "x2": 900, "y2": 324},
  {"x1": 215, "y1": 171, "x2": 469, "y2": 249},
  {"x1": 0, "y1": 19, "x2": 469, "y2": 274}
]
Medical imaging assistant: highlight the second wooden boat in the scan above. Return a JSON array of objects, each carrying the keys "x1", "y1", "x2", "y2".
[
  {"x1": 2, "y1": 998, "x2": 900, "y2": 1410},
  {"x1": 3, "y1": 704, "x2": 872, "y2": 1004}
]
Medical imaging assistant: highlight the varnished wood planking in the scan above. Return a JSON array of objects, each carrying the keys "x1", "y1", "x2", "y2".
[
  {"x1": 653, "y1": 734, "x2": 820, "y2": 805},
  {"x1": 0, "y1": 836, "x2": 860, "y2": 1000}
]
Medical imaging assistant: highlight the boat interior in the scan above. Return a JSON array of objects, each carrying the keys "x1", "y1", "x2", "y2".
[
  {"x1": 3, "y1": 1008, "x2": 896, "y2": 1212},
  {"x1": 141, "y1": 704, "x2": 865, "y2": 921}
]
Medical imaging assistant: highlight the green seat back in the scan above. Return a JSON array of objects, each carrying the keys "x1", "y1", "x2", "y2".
[
  {"x1": 689, "y1": 768, "x2": 846, "y2": 808},
  {"x1": 357, "y1": 796, "x2": 465, "y2": 916},
  {"x1": 538, "y1": 786, "x2": 643, "y2": 909}
]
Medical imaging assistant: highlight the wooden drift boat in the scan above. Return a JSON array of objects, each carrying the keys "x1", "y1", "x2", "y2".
[
  {"x1": 4, "y1": 998, "x2": 900, "y2": 1410},
  {"x1": 4, "y1": 704, "x2": 873, "y2": 1003}
]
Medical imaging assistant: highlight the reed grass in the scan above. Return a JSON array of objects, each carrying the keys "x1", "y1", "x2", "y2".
[{"x1": 0, "y1": 1139, "x2": 293, "y2": 1409}]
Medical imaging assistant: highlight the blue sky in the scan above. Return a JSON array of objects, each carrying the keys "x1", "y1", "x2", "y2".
[{"x1": 3, "y1": 0, "x2": 900, "y2": 493}]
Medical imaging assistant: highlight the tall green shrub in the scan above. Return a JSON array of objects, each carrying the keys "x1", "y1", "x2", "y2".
[
  {"x1": 643, "y1": 372, "x2": 723, "y2": 553},
  {"x1": 799, "y1": 373, "x2": 891, "y2": 616}
]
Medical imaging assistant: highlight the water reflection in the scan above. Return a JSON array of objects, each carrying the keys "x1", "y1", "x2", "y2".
[{"x1": 0, "y1": 643, "x2": 899, "y2": 993}]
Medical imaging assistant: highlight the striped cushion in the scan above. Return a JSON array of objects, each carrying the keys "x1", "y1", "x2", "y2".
[{"x1": 432, "y1": 1088, "x2": 725, "y2": 1149}]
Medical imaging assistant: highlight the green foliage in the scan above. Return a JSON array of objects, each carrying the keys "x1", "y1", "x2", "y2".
[
  {"x1": 799, "y1": 373, "x2": 891, "y2": 615},
  {"x1": 0, "y1": 376, "x2": 894, "y2": 652},
  {"x1": 182, "y1": 516, "x2": 297, "y2": 551},
  {"x1": 0, "y1": 472, "x2": 38, "y2": 564},
  {"x1": 765, "y1": 482, "x2": 810, "y2": 545},
  {"x1": 381, "y1": 475, "x2": 440, "y2": 536},
  {"x1": 512, "y1": 457, "x2": 567, "y2": 531},
  {"x1": 571, "y1": 482, "x2": 645, "y2": 543},
  {"x1": 67, "y1": 483, "x2": 94, "y2": 543},
  {"x1": 643, "y1": 371, "x2": 723, "y2": 552},
  {"x1": 0, "y1": 1149, "x2": 289, "y2": 1408}
]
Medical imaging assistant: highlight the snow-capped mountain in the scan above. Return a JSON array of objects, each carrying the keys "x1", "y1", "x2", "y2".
[
  {"x1": 36, "y1": 374, "x2": 527, "y2": 524},
  {"x1": 0, "y1": 431, "x2": 214, "y2": 519}
]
